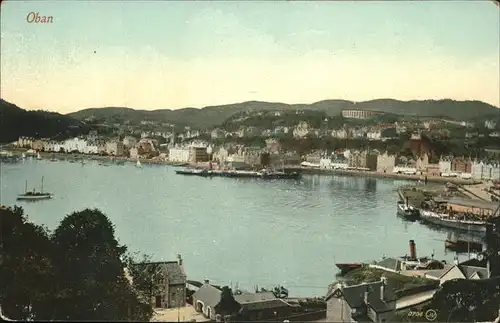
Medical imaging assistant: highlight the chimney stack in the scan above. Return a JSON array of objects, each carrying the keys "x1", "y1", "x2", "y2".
[
  {"x1": 409, "y1": 240, "x2": 417, "y2": 260},
  {"x1": 380, "y1": 276, "x2": 387, "y2": 301},
  {"x1": 177, "y1": 254, "x2": 183, "y2": 266}
]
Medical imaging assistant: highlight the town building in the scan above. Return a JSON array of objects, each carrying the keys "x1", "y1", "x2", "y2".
[
  {"x1": 471, "y1": 161, "x2": 500, "y2": 181},
  {"x1": 131, "y1": 255, "x2": 186, "y2": 309},
  {"x1": 105, "y1": 140, "x2": 124, "y2": 156},
  {"x1": 376, "y1": 152, "x2": 396, "y2": 173},
  {"x1": 191, "y1": 147, "x2": 209, "y2": 163},
  {"x1": 325, "y1": 277, "x2": 396, "y2": 322},
  {"x1": 168, "y1": 147, "x2": 191, "y2": 163},
  {"x1": 451, "y1": 157, "x2": 472, "y2": 173},
  {"x1": 122, "y1": 136, "x2": 138, "y2": 148},
  {"x1": 64, "y1": 137, "x2": 88, "y2": 153},
  {"x1": 341, "y1": 110, "x2": 384, "y2": 120},
  {"x1": 129, "y1": 147, "x2": 139, "y2": 159}
]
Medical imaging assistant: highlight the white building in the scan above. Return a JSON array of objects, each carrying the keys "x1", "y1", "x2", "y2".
[
  {"x1": 293, "y1": 122, "x2": 311, "y2": 138},
  {"x1": 366, "y1": 130, "x2": 382, "y2": 140},
  {"x1": 168, "y1": 147, "x2": 191, "y2": 163},
  {"x1": 439, "y1": 159, "x2": 452, "y2": 174},
  {"x1": 331, "y1": 129, "x2": 348, "y2": 139},
  {"x1": 85, "y1": 144, "x2": 98, "y2": 155},
  {"x1": 129, "y1": 147, "x2": 139, "y2": 159},
  {"x1": 64, "y1": 138, "x2": 88, "y2": 153},
  {"x1": 471, "y1": 161, "x2": 500, "y2": 181}
]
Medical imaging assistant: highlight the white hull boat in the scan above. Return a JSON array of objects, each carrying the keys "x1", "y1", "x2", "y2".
[{"x1": 420, "y1": 210, "x2": 487, "y2": 233}]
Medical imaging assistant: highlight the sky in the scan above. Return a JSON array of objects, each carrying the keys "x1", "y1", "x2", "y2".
[{"x1": 1, "y1": 0, "x2": 499, "y2": 113}]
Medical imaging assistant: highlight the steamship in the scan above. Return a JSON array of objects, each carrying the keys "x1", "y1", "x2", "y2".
[{"x1": 420, "y1": 210, "x2": 488, "y2": 233}]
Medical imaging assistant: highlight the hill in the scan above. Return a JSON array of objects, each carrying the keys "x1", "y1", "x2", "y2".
[
  {"x1": 68, "y1": 99, "x2": 499, "y2": 129},
  {"x1": 0, "y1": 99, "x2": 90, "y2": 143}
]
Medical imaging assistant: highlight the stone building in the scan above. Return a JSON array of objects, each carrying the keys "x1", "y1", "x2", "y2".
[{"x1": 326, "y1": 277, "x2": 396, "y2": 322}]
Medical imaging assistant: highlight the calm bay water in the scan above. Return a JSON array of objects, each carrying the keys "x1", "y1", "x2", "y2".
[{"x1": 0, "y1": 159, "x2": 469, "y2": 296}]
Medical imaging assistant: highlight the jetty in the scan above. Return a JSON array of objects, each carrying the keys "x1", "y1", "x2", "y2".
[{"x1": 175, "y1": 168, "x2": 301, "y2": 180}]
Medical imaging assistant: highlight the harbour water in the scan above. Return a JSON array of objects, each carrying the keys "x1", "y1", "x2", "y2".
[{"x1": 0, "y1": 159, "x2": 473, "y2": 296}]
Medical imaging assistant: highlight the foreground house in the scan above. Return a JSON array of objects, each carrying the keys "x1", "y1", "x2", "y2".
[
  {"x1": 130, "y1": 255, "x2": 187, "y2": 309},
  {"x1": 325, "y1": 277, "x2": 396, "y2": 322},
  {"x1": 192, "y1": 282, "x2": 294, "y2": 321}
]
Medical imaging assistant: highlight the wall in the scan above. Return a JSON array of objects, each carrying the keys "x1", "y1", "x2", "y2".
[
  {"x1": 167, "y1": 283, "x2": 186, "y2": 308},
  {"x1": 326, "y1": 298, "x2": 352, "y2": 322},
  {"x1": 426, "y1": 164, "x2": 440, "y2": 176},
  {"x1": 377, "y1": 153, "x2": 396, "y2": 173},
  {"x1": 439, "y1": 160, "x2": 452, "y2": 173},
  {"x1": 452, "y1": 158, "x2": 472, "y2": 173}
]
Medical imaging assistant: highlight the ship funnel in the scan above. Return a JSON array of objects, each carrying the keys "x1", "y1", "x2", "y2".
[{"x1": 409, "y1": 240, "x2": 417, "y2": 260}]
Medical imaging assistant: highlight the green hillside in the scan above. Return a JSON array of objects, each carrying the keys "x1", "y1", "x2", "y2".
[
  {"x1": 0, "y1": 99, "x2": 90, "y2": 143},
  {"x1": 68, "y1": 99, "x2": 499, "y2": 129}
]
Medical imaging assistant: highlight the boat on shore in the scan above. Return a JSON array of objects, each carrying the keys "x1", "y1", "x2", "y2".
[
  {"x1": 136, "y1": 159, "x2": 142, "y2": 168},
  {"x1": 397, "y1": 201, "x2": 420, "y2": 221},
  {"x1": 17, "y1": 177, "x2": 53, "y2": 201},
  {"x1": 420, "y1": 210, "x2": 488, "y2": 233}
]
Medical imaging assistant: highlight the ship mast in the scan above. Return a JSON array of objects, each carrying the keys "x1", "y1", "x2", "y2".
[{"x1": 41, "y1": 176, "x2": 44, "y2": 193}]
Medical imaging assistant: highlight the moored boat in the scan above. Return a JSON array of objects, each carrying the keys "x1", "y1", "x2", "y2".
[
  {"x1": 397, "y1": 201, "x2": 420, "y2": 221},
  {"x1": 420, "y1": 210, "x2": 487, "y2": 233},
  {"x1": 17, "y1": 177, "x2": 53, "y2": 201}
]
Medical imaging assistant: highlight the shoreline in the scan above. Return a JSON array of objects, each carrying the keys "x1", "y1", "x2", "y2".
[{"x1": 17, "y1": 151, "x2": 481, "y2": 185}]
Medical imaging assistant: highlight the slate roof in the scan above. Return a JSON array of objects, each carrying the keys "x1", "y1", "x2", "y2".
[
  {"x1": 424, "y1": 264, "x2": 456, "y2": 280},
  {"x1": 459, "y1": 265, "x2": 489, "y2": 279},
  {"x1": 329, "y1": 281, "x2": 396, "y2": 314},
  {"x1": 192, "y1": 284, "x2": 222, "y2": 309},
  {"x1": 234, "y1": 292, "x2": 276, "y2": 303},
  {"x1": 132, "y1": 261, "x2": 186, "y2": 285},
  {"x1": 374, "y1": 257, "x2": 403, "y2": 272}
]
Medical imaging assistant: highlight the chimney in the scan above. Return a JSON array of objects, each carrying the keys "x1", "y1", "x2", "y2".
[
  {"x1": 380, "y1": 276, "x2": 387, "y2": 301},
  {"x1": 177, "y1": 254, "x2": 183, "y2": 266},
  {"x1": 487, "y1": 259, "x2": 491, "y2": 279},
  {"x1": 409, "y1": 240, "x2": 417, "y2": 260},
  {"x1": 453, "y1": 256, "x2": 459, "y2": 266},
  {"x1": 364, "y1": 290, "x2": 369, "y2": 304}
]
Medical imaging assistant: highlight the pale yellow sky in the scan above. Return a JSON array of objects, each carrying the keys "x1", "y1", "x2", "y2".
[{"x1": 1, "y1": 1, "x2": 499, "y2": 113}]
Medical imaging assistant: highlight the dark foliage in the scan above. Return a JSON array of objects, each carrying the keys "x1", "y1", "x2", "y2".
[
  {"x1": 0, "y1": 99, "x2": 91, "y2": 143},
  {"x1": 0, "y1": 207, "x2": 153, "y2": 321}
]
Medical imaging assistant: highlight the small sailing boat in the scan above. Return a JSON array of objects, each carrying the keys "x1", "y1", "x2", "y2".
[
  {"x1": 36, "y1": 152, "x2": 42, "y2": 160},
  {"x1": 136, "y1": 159, "x2": 142, "y2": 168},
  {"x1": 17, "y1": 176, "x2": 53, "y2": 201},
  {"x1": 21, "y1": 153, "x2": 26, "y2": 159}
]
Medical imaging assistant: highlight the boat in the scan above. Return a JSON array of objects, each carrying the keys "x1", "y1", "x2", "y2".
[
  {"x1": 176, "y1": 168, "x2": 210, "y2": 176},
  {"x1": 21, "y1": 153, "x2": 26, "y2": 159},
  {"x1": 335, "y1": 263, "x2": 363, "y2": 275},
  {"x1": 445, "y1": 239, "x2": 483, "y2": 253},
  {"x1": 397, "y1": 201, "x2": 420, "y2": 221},
  {"x1": 259, "y1": 169, "x2": 301, "y2": 180},
  {"x1": 17, "y1": 177, "x2": 53, "y2": 201},
  {"x1": 36, "y1": 152, "x2": 42, "y2": 160},
  {"x1": 136, "y1": 159, "x2": 142, "y2": 168},
  {"x1": 116, "y1": 160, "x2": 125, "y2": 166},
  {"x1": 420, "y1": 210, "x2": 487, "y2": 233}
]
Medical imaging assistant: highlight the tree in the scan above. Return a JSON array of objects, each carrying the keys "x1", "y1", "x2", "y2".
[
  {"x1": 0, "y1": 206, "x2": 53, "y2": 320},
  {"x1": 429, "y1": 277, "x2": 500, "y2": 322},
  {"x1": 215, "y1": 286, "x2": 241, "y2": 318},
  {"x1": 49, "y1": 208, "x2": 152, "y2": 321}
]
